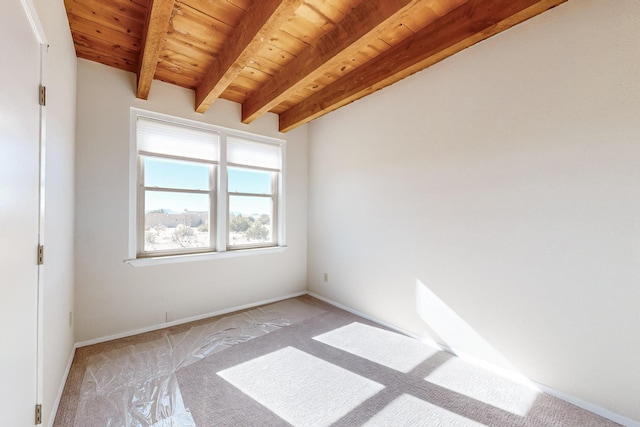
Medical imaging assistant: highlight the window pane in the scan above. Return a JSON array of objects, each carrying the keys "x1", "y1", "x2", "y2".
[
  {"x1": 144, "y1": 191, "x2": 210, "y2": 252},
  {"x1": 144, "y1": 157, "x2": 210, "y2": 191},
  {"x1": 228, "y1": 196, "x2": 273, "y2": 246},
  {"x1": 228, "y1": 167, "x2": 272, "y2": 194}
]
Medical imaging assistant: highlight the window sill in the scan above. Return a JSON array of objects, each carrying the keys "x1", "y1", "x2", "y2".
[{"x1": 125, "y1": 246, "x2": 288, "y2": 267}]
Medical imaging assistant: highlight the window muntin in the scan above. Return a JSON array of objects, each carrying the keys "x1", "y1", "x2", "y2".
[{"x1": 132, "y1": 110, "x2": 285, "y2": 259}]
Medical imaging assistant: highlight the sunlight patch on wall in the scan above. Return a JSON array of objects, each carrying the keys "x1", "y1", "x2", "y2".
[
  {"x1": 218, "y1": 346, "x2": 385, "y2": 426},
  {"x1": 313, "y1": 322, "x2": 439, "y2": 373},
  {"x1": 363, "y1": 393, "x2": 484, "y2": 427},
  {"x1": 415, "y1": 279, "x2": 522, "y2": 373},
  {"x1": 426, "y1": 357, "x2": 539, "y2": 416}
]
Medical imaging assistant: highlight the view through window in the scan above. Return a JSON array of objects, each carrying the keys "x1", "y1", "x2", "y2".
[{"x1": 134, "y1": 110, "x2": 284, "y2": 258}]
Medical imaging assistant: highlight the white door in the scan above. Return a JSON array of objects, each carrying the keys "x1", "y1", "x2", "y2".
[{"x1": 0, "y1": 0, "x2": 43, "y2": 424}]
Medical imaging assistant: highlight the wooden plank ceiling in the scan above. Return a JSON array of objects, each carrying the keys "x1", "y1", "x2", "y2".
[{"x1": 65, "y1": 0, "x2": 566, "y2": 132}]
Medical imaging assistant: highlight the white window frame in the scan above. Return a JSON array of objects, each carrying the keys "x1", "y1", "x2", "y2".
[
  {"x1": 137, "y1": 154, "x2": 217, "y2": 258},
  {"x1": 127, "y1": 108, "x2": 286, "y2": 266},
  {"x1": 226, "y1": 135, "x2": 282, "y2": 250}
]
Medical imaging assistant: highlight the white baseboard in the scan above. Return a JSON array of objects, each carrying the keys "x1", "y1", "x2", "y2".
[
  {"x1": 533, "y1": 382, "x2": 640, "y2": 427},
  {"x1": 75, "y1": 291, "x2": 307, "y2": 348},
  {"x1": 307, "y1": 292, "x2": 527, "y2": 383},
  {"x1": 48, "y1": 346, "x2": 76, "y2": 427},
  {"x1": 306, "y1": 291, "x2": 639, "y2": 427},
  {"x1": 306, "y1": 291, "x2": 453, "y2": 352},
  {"x1": 66, "y1": 290, "x2": 639, "y2": 427}
]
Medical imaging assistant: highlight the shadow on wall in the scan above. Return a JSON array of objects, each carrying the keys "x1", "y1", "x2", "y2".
[
  {"x1": 415, "y1": 278, "x2": 523, "y2": 376},
  {"x1": 415, "y1": 279, "x2": 541, "y2": 416}
]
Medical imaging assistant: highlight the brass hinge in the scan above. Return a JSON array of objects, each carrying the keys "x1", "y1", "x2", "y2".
[
  {"x1": 39, "y1": 85, "x2": 46, "y2": 106},
  {"x1": 37, "y1": 245, "x2": 44, "y2": 265},
  {"x1": 35, "y1": 404, "x2": 42, "y2": 424}
]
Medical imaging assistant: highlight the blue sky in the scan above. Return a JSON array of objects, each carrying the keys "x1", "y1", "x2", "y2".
[{"x1": 144, "y1": 157, "x2": 272, "y2": 215}]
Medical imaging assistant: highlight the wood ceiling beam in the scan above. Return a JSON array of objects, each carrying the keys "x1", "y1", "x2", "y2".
[
  {"x1": 240, "y1": 0, "x2": 419, "y2": 125},
  {"x1": 136, "y1": 0, "x2": 175, "y2": 99},
  {"x1": 195, "y1": 0, "x2": 303, "y2": 114},
  {"x1": 278, "y1": 0, "x2": 567, "y2": 132}
]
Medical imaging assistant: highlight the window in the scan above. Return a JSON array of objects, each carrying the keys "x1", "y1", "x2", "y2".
[
  {"x1": 130, "y1": 109, "x2": 285, "y2": 261},
  {"x1": 227, "y1": 137, "x2": 281, "y2": 249},
  {"x1": 137, "y1": 117, "x2": 218, "y2": 257}
]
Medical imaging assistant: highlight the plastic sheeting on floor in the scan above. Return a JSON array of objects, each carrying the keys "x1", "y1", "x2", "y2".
[{"x1": 74, "y1": 299, "x2": 325, "y2": 427}]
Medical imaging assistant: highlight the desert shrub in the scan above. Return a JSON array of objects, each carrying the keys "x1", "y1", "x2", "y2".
[
  {"x1": 174, "y1": 224, "x2": 194, "y2": 236},
  {"x1": 259, "y1": 214, "x2": 270, "y2": 225},
  {"x1": 230, "y1": 214, "x2": 250, "y2": 232},
  {"x1": 145, "y1": 228, "x2": 159, "y2": 244},
  {"x1": 172, "y1": 224, "x2": 195, "y2": 247},
  {"x1": 246, "y1": 221, "x2": 269, "y2": 241}
]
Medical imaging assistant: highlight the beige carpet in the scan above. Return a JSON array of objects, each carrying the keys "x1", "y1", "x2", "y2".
[{"x1": 54, "y1": 295, "x2": 622, "y2": 427}]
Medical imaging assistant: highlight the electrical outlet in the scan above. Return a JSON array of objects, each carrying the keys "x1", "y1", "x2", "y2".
[
  {"x1": 166, "y1": 311, "x2": 173, "y2": 322},
  {"x1": 323, "y1": 273, "x2": 329, "y2": 283},
  {"x1": 68, "y1": 311, "x2": 73, "y2": 328}
]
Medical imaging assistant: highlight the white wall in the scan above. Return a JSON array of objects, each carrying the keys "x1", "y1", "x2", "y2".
[
  {"x1": 75, "y1": 59, "x2": 308, "y2": 342},
  {"x1": 33, "y1": 0, "x2": 77, "y2": 425},
  {"x1": 308, "y1": 0, "x2": 639, "y2": 422}
]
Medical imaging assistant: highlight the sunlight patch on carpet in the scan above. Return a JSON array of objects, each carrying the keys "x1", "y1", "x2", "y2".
[
  {"x1": 313, "y1": 322, "x2": 439, "y2": 373},
  {"x1": 363, "y1": 393, "x2": 485, "y2": 426},
  {"x1": 218, "y1": 346, "x2": 385, "y2": 426},
  {"x1": 425, "y1": 358, "x2": 539, "y2": 416}
]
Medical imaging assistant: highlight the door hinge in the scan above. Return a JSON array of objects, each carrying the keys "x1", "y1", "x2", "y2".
[
  {"x1": 37, "y1": 245, "x2": 44, "y2": 265},
  {"x1": 39, "y1": 85, "x2": 46, "y2": 106},
  {"x1": 35, "y1": 404, "x2": 42, "y2": 424}
]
